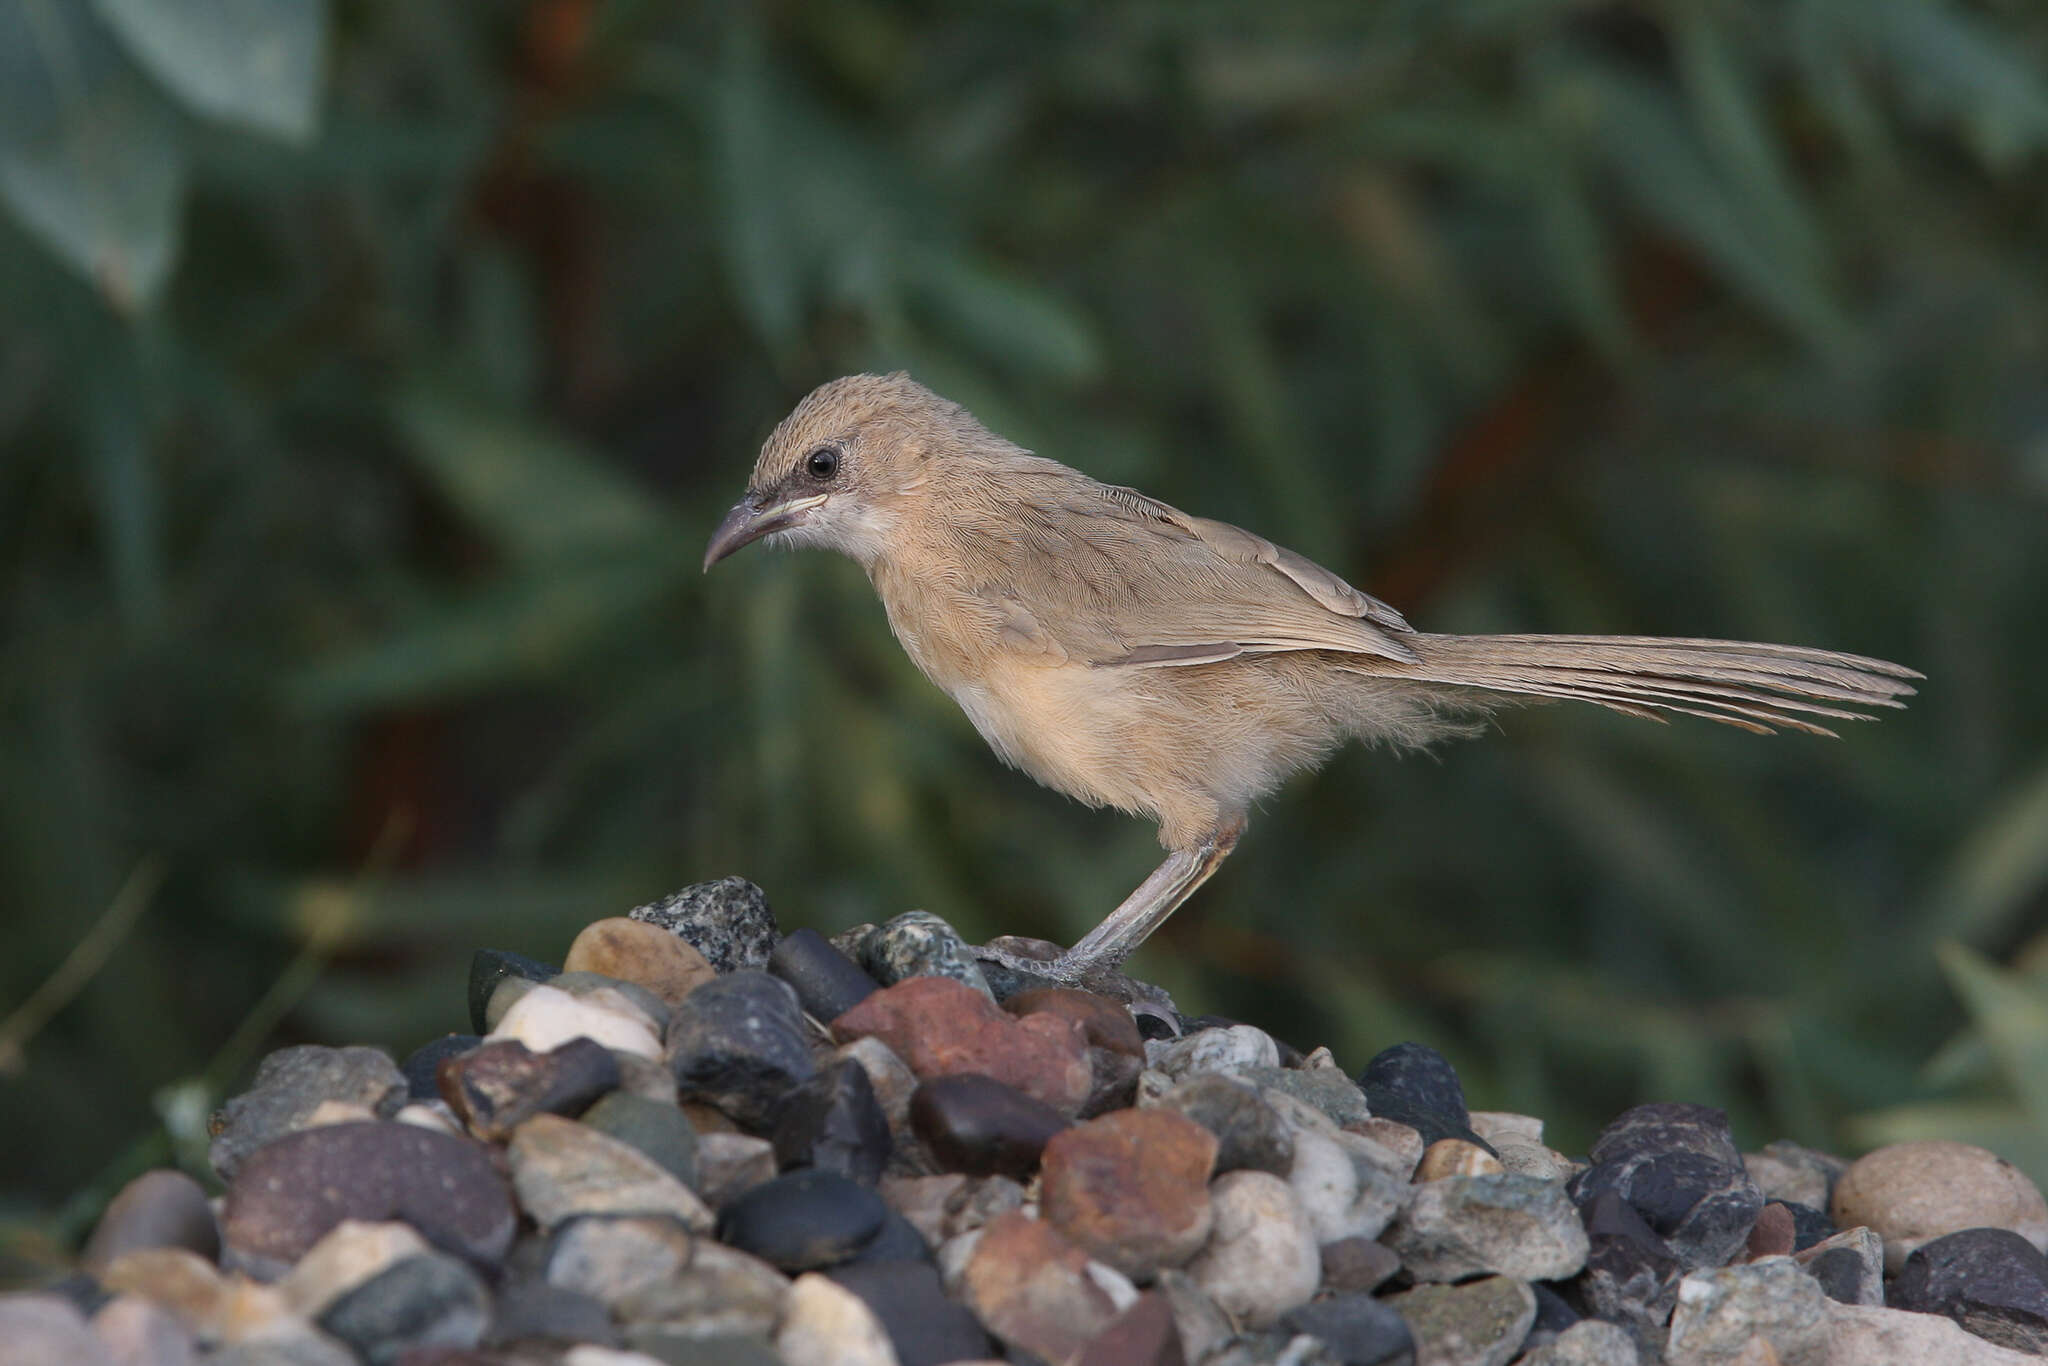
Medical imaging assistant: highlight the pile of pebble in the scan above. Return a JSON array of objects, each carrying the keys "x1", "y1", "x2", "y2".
[{"x1": 7, "y1": 876, "x2": 2048, "y2": 1366}]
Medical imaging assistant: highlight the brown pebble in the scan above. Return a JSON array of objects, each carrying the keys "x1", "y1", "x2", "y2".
[
  {"x1": 1746, "y1": 1202, "x2": 1797, "y2": 1260},
  {"x1": 1006, "y1": 988, "x2": 1146, "y2": 1058},
  {"x1": 1320, "y1": 1236, "x2": 1402, "y2": 1293},
  {"x1": 1076, "y1": 1290, "x2": 1186, "y2": 1366},
  {"x1": 962, "y1": 1210, "x2": 1119, "y2": 1362},
  {"x1": 1041, "y1": 1108, "x2": 1218, "y2": 1279},
  {"x1": 832, "y1": 976, "x2": 1093, "y2": 1115},
  {"x1": 1414, "y1": 1137, "x2": 1504, "y2": 1182},
  {"x1": 562, "y1": 917, "x2": 718, "y2": 1006}
]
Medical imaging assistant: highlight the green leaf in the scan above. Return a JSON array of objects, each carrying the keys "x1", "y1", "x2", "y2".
[
  {"x1": 1938, "y1": 942, "x2": 2048, "y2": 1129},
  {"x1": 1926, "y1": 755, "x2": 2048, "y2": 945},
  {"x1": 391, "y1": 382, "x2": 670, "y2": 563},
  {"x1": 906, "y1": 254, "x2": 1101, "y2": 383},
  {"x1": 90, "y1": 0, "x2": 327, "y2": 143},
  {"x1": 0, "y1": 0, "x2": 187, "y2": 311},
  {"x1": 1860, "y1": 0, "x2": 2048, "y2": 167}
]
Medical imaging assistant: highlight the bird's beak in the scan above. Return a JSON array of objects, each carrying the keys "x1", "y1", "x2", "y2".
[{"x1": 702, "y1": 492, "x2": 829, "y2": 571}]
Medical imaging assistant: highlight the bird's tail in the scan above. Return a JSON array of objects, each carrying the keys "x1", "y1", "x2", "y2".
[{"x1": 1361, "y1": 633, "x2": 1920, "y2": 737}]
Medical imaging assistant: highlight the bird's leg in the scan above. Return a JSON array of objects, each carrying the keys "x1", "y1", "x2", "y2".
[{"x1": 1032, "y1": 816, "x2": 1244, "y2": 986}]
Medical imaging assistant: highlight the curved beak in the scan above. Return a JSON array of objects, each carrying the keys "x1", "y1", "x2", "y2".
[{"x1": 702, "y1": 492, "x2": 828, "y2": 571}]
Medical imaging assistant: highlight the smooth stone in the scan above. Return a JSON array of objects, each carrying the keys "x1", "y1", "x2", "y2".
[
  {"x1": 220, "y1": 1121, "x2": 515, "y2": 1275},
  {"x1": 1281, "y1": 1291, "x2": 1417, "y2": 1365},
  {"x1": 508, "y1": 1113, "x2": 713, "y2": 1232},
  {"x1": 208, "y1": 1045, "x2": 408, "y2": 1183},
  {"x1": 546, "y1": 971, "x2": 676, "y2": 1036},
  {"x1": 1240, "y1": 1067, "x2": 1372, "y2": 1129},
  {"x1": 82, "y1": 1170, "x2": 220, "y2": 1273},
  {"x1": 1570, "y1": 1102, "x2": 1764, "y2": 1271},
  {"x1": 696, "y1": 1131, "x2": 779, "y2": 1209},
  {"x1": 438, "y1": 1036, "x2": 619, "y2": 1140},
  {"x1": 278, "y1": 1220, "x2": 430, "y2": 1319},
  {"x1": 825, "y1": 1259, "x2": 995, "y2": 1366},
  {"x1": 400, "y1": 1034, "x2": 482, "y2": 1101},
  {"x1": 1832, "y1": 1141, "x2": 2048, "y2": 1273},
  {"x1": 196, "y1": 1336, "x2": 357, "y2": 1366},
  {"x1": 1794, "y1": 1225, "x2": 1884, "y2": 1306},
  {"x1": 613, "y1": 1049, "x2": 681, "y2": 1107},
  {"x1": 861, "y1": 909, "x2": 993, "y2": 998},
  {"x1": 960, "y1": 1211, "x2": 1120, "y2": 1362},
  {"x1": 543, "y1": 1213, "x2": 694, "y2": 1308},
  {"x1": 601, "y1": 1239, "x2": 789, "y2": 1335},
  {"x1": 1746, "y1": 1202, "x2": 1798, "y2": 1260},
  {"x1": 1083, "y1": 1045, "x2": 1146, "y2": 1118},
  {"x1": 564, "y1": 917, "x2": 719, "y2": 1006},
  {"x1": 628, "y1": 877, "x2": 779, "y2": 974},
  {"x1": 467, "y1": 948, "x2": 558, "y2": 1036},
  {"x1": 1785, "y1": 1202, "x2": 1835, "y2": 1251},
  {"x1": 1385, "y1": 1171, "x2": 1590, "y2": 1282},
  {"x1": 314, "y1": 1250, "x2": 489, "y2": 1365},
  {"x1": 484, "y1": 974, "x2": 540, "y2": 1033},
  {"x1": 1893, "y1": 1228, "x2": 2048, "y2": 1355},
  {"x1": 89, "y1": 1293, "x2": 196, "y2": 1366},
  {"x1": 1074, "y1": 1291, "x2": 1186, "y2": 1366},
  {"x1": 0, "y1": 1294, "x2": 116, "y2": 1366},
  {"x1": 1287, "y1": 1128, "x2": 1405, "y2": 1244},
  {"x1": 576, "y1": 1090, "x2": 699, "y2": 1190},
  {"x1": 1348, "y1": 1117, "x2": 1428, "y2": 1176},
  {"x1": 1186, "y1": 1171, "x2": 1320, "y2": 1328},
  {"x1": 1359, "y1": 1041, "x2": 1483, "y2": 1149},
  {"x1": 1519, "y1": 1318, "x2": 1642, "y2": 1365},
  {"x1": 1006, "y1": 988, "x2": 1146, "y2": 1058},
  {"x1": 774, "y1": 1272, "x2": 897, "y2": 1366},
  {"x1": 715, "y1": 1168, "x2": 888, "y2": 1272},
  {"x1": 1575, "y1": 1189, "x2": 1683, "y2": 1359},
  {"x1": 911, "y1": 1073, "x2": 1071, "y2": 1179},
  {"x1": 623, "y1": 1328, "x2": 786, "y2": 1364},
  {"x1": 1320, "y1": 1236, "x2": 1402, "y2": 1294},
  {"x1": 1388, "y1": 1276, "x2": 1535, "y2": 1366},
  {"x1": 773, "y1": 1059, "x2": 893, "y2": 1185},
  {"x1": 1415, "y1": 1138, "x2": 1506, "y2": 1182},
  {"x1": 832, "y1": 976, "x2": 1093, "y2": 1116},
  {"x1": 1147, "y1": 1024, "x2": 1281, "y2": 1079},
  {"x1": 1745, "y1": 1142, "x2": 1847, "y2": 1213},
  {"x1": 1525, "y1": 1281, "x2": 1583, "y2": 1351},
  {"x1": 1666, "y1": 1255, "x2": 1828, "y2": 1366},
  {"x1": 769, "y1": 928, "x2": 881, "y2": 1021},
  {"x1": 847, "y1": 1207, "x2": 933, "y2": 1265},
  {"x1": 491, "y1": 984, "x2": 664, "y2": 1062},
  {"x1": 1148, "y1": 1073, "x2": 1294, "y2": 1176},
  {"x1": 1041, "y1": 1108, "x2": 1218, "y2": 1279},
  {"x1": 665, "y1": 970, "x2": 815, "y2": 1129},
  {"x1": 1823, "y1": 1300, "x2": 2047, "y2": 1364},
  {"x1": 835, "y1": 1036, "x2": 920, "y2": 1137},
  {"x1": 483, "y1": 1277, "x2": 618, "y2": 1349}
]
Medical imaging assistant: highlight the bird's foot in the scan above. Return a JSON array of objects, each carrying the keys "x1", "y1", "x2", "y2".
[{"x1": 974, "y1": 935, "x2": 1177, "y2": 1012}]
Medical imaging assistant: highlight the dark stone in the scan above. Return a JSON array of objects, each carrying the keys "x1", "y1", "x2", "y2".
[
  {"x1": 1569, "y1": 1102, "x2": 1763, "y2": 1269},
  {"x1": 629, "y1": 877, "x2": 778, "y2": 974},
  {"x1": 1805, "y1": 1241, "x2": 1882, "y2": 1306},
  {"x1": 1523, "y1": 1282, "x2": 1580, "y2": 1352},
  {"x1": 773, "y1": 1059, "x2": 892, "y2": 1185},
  {"x1": 40, "y1": 1272, "x2": 113, "y2": 1320},
  {"x1": 1282, "y1": 1291, "x2": 1418, "y2": 1365},
  {"x1": 1358, "y1": 1042, "x2": 1488, "y2": 1152},
  {"x1": 402, "y1": 1035, "x2": 482, "y2": 1102},
  {"x1": 1894, "y1": 1227, "x2": 2048, "y2": 1356},
  {"x1": 221, "y1": 1121, "x2": 516, "y2": 1276},
  {"x1": 483, "y1": 1278, "x2": 617, "y2": 1348},
  {"x1": 577, "y1": 1091, "x2": 699, "y2": 1190},
  {"x1": 1150, "y1": 1073, "x2": 1293, "y2": 1177},
  {"x1": 849, "y1": 1209, "x2": 932, "y2": 1265},
  {"x1": 714, "y1": 1168, "x2": 889, "y2": 1272},
  {"x1": 1075, "y1": 1291, "x2": 1185, "y2": 1366},
  {"x1": 1785, "y1": 1201, "x2": 1834, "y2": 1251},
  {"x1": 436, "y1": 1037, "x2": 619, "y2": 1141},
  {"x1": 1082, "y1": 1046, "x2": 1144, "y2": 1118},
  {"x1": 208, "y1": 1045, "x2": 409, "y2": 1182},
  {"x1": 1573, "y1": 1188, "x2": 1681, "y2": 1361},
  {"x1": 862, "y1": 910, "x2": 992, "y2": 996},
  {"x1": 825, "y1": 1259, "x2": 994, "y2": 1366},
  {"x1": 1132, "y1": 1002, "x2": 1180, "y2": 1041},
  {"x1": 315, "y1": 1250, "x2": 490, "y2": 1365},
  {"x1": 467, "y1": 949, "x2": 558, "y2": 1036},
  {"x1": 80, "y1": 1169, "x2": 219, "y2": 1271},
  {"x1": 910, "y1": 1073, "x2": 1071, "y2": 1180},
  {"x1": 769, "y1": 928, "x2": 880, "y2": 1021},
  {"x1": 666, "y1": 970, "x2": 815, "y2": 1129}
]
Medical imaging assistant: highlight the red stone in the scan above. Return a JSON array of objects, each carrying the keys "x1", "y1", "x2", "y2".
[
  {"x1": 831, "y1": 977, "x2": 1092, "y2": 1115},
  {"x1": 962, "y1": 1211, "x2": 1118, "y2": 1362},
  {"x1": 1040, "y1": 1109, "x2": 1218, "y2": 1279}
]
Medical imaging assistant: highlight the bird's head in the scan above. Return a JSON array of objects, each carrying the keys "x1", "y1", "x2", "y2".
[{"x1": 703, "y1": 372, "x2": 982, "y2": 572}]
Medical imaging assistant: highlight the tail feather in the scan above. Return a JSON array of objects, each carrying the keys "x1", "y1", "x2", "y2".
[{"x1": 1358, "y1": 633, "x2": 1920, "y2": 738}]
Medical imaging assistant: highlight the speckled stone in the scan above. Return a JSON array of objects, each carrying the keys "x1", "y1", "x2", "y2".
[
  {"x1": 1387, "y1": 1171, "x2": 1590, "y2": 1283},
  {"x1": 861, "y1": 909, "x2": 994, "y2": 998},
  {"x1": 1388, "y1": 1275, "x2": 1536, "y2": 1366},
  {"x1": 628, "y1": 877, "x2": 779, "y2": 974},
  {"x1": 208, "y1": 1046, "x2": 408, "y2": 1183},
  {"x1": 1666, "y1": 1255, "x2": 1829, "y2": 1366}
]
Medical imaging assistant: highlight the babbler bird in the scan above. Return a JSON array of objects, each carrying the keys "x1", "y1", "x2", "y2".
[{"x1": 704, "y1": 373, "x2": 1918, "y2": 985}]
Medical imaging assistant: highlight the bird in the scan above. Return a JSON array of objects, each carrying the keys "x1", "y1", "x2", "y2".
[{"x1": 704, "y1": 372, "x2": 1919, "y2": 986}]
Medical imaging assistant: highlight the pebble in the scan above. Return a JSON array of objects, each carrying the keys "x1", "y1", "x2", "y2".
[
  {"x1": 1744, "y1": 1201, "x2": 1798, "y2": 1260},
  {"x1": 769, "y1": 927, "x2": 881, "y2": 1021},
  {"x1": 960, "y1": 1211, "x2": 1120, "y2": 1362},
  {"x1": 1288, "y1": 1127, "x2": 1405, "y2": 1244},
  {"x1": 862, "y1": 909, "x2": 995, "y2": 997},
  {"x1": 1147, "y1": 1072, "x2": 1294, "y2": 1176},
  {"x1": 313, "y1": 1249, "x2": 490, "y2": 1364},
  {"x1": 0, "y1": 1294, "x2": 116, "y2": 1366},
  {"x1": 1570, "y1": 1102, "x2": 1765, "y2": 1270},
  {"x1": 89, "y1": 1293, "x2": 196, "y2": 1366},
  {"x1": 1832, "y1": 1140, "x2": 2048, "y2": 1273},
  {"x1": 1186, "y1": 1170, "x2": 1320, "y2": 1327},
  {"x1": 694, "y1": 1131, "x2": 779, "y2": 1209},
  {"x1": 825, "y1": 1259, "x2": 995, "y2": 1366},
  {"x1": 1147, "y1": 1023, "x2": 1281, "y2": 1079},
  {"x1": 665, "y1": 970, "x2": 816, "y2": 1128},
  {"x1": 1893, "y1": 1227, "x2": 2048, "y2": 1356},
  {"x1": 490, "y1": 984, "x2": 664, "y2": 1062},
  {"x1": 910, "y1": 1073, "x2": 1071, "y2": 1179},
  {"x1": 598, "y1": 1239, "x2": 789, "y2": 1335},
  {"x1": 1041, "y1": 1108, "x2": 1218, "y2": 1278},
  {"x1": 1665, "y1": 1255, "x2": 1828, "y2": 1366},
  {"x1": 1074, "y1": 1290, "x2": 1185, "y2": 1366},
  {"x1": 1823, "y1": 1300, "x2": 2048, "y2": 1364},
  {"x1": 467, "y1": 948, "x2": 559, "y2": 1035},
  {"x1": 508, "y1": 1114, "x2": 713, "y2": 1232},
  {"x1": 487, "y1": 1278, "x2": 619, "y2": 1349},
  {"x1": 1575, "y1": 1188, "x2": 1683, "y2": 1357},
  {"x1": 219, "y1": 1121, "x2": 516, "y2": 1276},
  {"x1": 1320, "y1": 1236, "x2": 1403, "y2": 1294},
  {"x1": 543, "y1": 1213, "x2": 694, "y2": 1310},
  {"x1": 1006, "y1": 987, "x2": 1146, "y2": 1058},
  {"x1": 1414, "y1": 1137, "x2": 1505, "y2": 1182},
  {"x1": 437, "y1": 1036, "x2": 619, "y2": 1140},
  {"x1": 835, "y1": 1035, "x2": 921, "y2": 1137},
  {"x1": 563, "y1": 916, "x2": 719, "y2": 1005},
  {"x1": 183, "y1": 1330, "x2": 356, "y2": 1366},
  {"x1": 715, "y1": 1168, "x2": 890, "y2": 1272},
  {"x1": 1794, "y1": 1225, "x2": 1883, "y2": 1306},
  {"x1": 881, "y1": 1172, "x2": 1026, "y2": 1247},
  {"x1": 81, "y1": 1170, "x2": 220, "y2": 1273},
  {"x1": 773, "y1": 1058, "x2": 893, "y2": 1185},
  {"x1": 207, "y1": 1045, "x2": 408, "y2": 1182},
  {"x1": 1240, "y1": 1066, "x2": 1373, "y2": 1129},
  {"x1": 1386, "y1": 1171, "x2": 1590, "y2": 1282},
  {"x1": 1083, "y1": 1045, "x2": 1146, "y2": 1118},
  {"x1": 1744, "y1": 1141, "x2": 1846, "y2": 1213},
  {"x1": 397, "y1": 1037, "x2": 478, "y2": 1104},
  {"x1": 1358, "y1": 1041, "x2": 1484, "y2": 1149},
  {"x1": 1388, "y1": 1275, "x2": 1536, "y2": 1366},
  {"x1": 832, "y1": 975, "x2": 1093, "y2": 1115},
  {"x1": 1350, "y1": 1117, "x2": 1428, "y2": 1175},
  {"x1": 1519, "y1": 1318, "x2": 1641, "y2": 1365},
  {"x1": 277, "y1": 1220, "x2": 430, "y2": 1319},
  {"x1": 628, "y1": 877, "x2": 779, "y2": 974},
  {"x1": 577, "y1": 1089, "x2": 699, "y2": 1189},
  {"x1": 773, "y1": 1272, "x2": 898, "y2": 1366},
  {"x1": 1281, "y1": 1291, "x2": 1416, "y2": 1366}
]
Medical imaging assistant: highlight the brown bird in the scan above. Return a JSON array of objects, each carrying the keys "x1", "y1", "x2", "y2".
[{"x1": 705, "y1": 373, "x2": 1919, "y2": 985}]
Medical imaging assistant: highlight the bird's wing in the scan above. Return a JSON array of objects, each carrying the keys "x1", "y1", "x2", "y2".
[{"x1": 966, "y1": 466, "x2": 1419, "y2": 667}]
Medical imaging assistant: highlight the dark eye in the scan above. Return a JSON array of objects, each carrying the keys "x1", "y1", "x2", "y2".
[{"x1": 806, "y1": 447, "x2": 840, "y2": 481}]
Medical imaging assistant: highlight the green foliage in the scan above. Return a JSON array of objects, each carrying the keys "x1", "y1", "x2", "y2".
[{"x1": 4, "y1": 0, "x2": 2048, "y2": 1243}]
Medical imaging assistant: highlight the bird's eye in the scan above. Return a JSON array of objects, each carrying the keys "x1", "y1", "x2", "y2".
[{"x1": 806, "y1": 447, "x2": 840, "y2": 481}]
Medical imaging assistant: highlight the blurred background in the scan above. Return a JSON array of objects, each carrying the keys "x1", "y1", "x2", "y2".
[{"x1": 4, "y1": 0, "x2": 2047, "y2": 1269}]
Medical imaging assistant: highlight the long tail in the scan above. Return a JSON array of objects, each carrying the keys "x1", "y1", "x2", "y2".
[{"x1": 1363, "y1": 634, "x2": 1920, "y2": 737}]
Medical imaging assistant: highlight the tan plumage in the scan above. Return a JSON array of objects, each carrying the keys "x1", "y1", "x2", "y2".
[{"x1": 705, "y1": 372, "x2": 1919, "y2": 983}]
